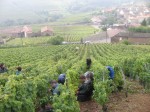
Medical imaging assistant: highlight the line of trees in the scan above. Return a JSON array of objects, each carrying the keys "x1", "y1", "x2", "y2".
[
  {"x1": 128, "y1": 18, "x2": 150, "y2": 33},
  {"x1": 128, "y1": 26, "x2": 150, "y2": 33}
]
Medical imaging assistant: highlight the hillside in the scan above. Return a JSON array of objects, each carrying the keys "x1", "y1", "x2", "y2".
[
  {"x1": 0, "y1": 0, "x2": 68, "y2": 26},
  {"x1": 0, "y1": 0, "x2": 147, "y2": 27}
]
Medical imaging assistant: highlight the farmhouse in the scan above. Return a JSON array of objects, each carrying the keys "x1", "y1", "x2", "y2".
[
  {"x1": 83, "y1": 29, "x2": 121, "y2": 43},
  {"x1": 0, "y1": 26, "x2": 32, "y2": 38},
  {"x1": 41, "y1": 26, "x2": 54, "y2": 36},
  {"x1": 22, "y1": 26, "x2": 32, "y2": 37},
  {"x1": 111, "y1": 32, "x2": 150, "y2": 44}
]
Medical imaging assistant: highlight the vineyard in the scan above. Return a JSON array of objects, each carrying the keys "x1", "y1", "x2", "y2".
[
  {"x1": 0, "y1": 44, "x2": 150, "y2": 112},
  {"x1": 5, "y1": 25, "x2": 98, "y2": 46}
]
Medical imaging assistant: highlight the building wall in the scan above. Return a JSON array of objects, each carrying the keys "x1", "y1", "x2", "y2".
[
  {"x1": 41, "y1": 31, "x2": 53, "y2": 36},
  {"x1": 128, "y1": 37, "x2": 150, "y2": 44},
  {"x1": 111, "y1": 36, "x2": 128, "y2": 43},
  {"x1": 111, "y1": 36, "x2": 150, "y2": 44}
]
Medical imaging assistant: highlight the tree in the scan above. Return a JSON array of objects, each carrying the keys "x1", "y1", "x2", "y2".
[
  {"x1": 141, "y1": 19, "x2": 147, "y2": 26},
  {"x1": 102, "y1": 27, "x2": 107, "y2": 31},
  {"x1": 128, "y1": 26, "x2": 150, "y2": 33},
  {"x1": 122, "y1": 40, "x2": 131, "y2": 45},
  {"x1": 48, "y1": 36, "x2": 64, "y2": 45},
  {"x1": 147, "y1": 17, "x2": 150, "y2": 25}
]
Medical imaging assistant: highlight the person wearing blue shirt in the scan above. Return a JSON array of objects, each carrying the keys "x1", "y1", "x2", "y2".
[
  {"x1": 58, "y1": 74, "x2": 66, "y2": 85},
  {"x1": 106, "y1": 66, "x2": 115, "y2": 80},
  {"x1": 50, "y1": 80, "x2": 60, "y2": 95},
  {"x1": 0, "y1": 63, "x2": 8, "y2": 73},
  {"x1": 16, "y1": 67, "x2": 22, "y2": 75}
]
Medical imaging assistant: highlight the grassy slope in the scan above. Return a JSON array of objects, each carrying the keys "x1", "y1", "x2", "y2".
[
  {"x1": 58, "y1": 12, "x2": 92, "y2": 23},
  {"x1": 6, "y1": 37, "x2": 52, "y2": 46}
]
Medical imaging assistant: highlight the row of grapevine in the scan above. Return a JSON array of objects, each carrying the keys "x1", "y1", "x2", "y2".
[{"x1": 0, "y1": 44, "x2": 150, "y2": 112}]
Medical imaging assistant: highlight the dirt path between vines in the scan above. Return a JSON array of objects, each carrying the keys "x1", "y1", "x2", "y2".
[
  {"x1": 107, "y1": 93, "x2": 150, "y2": 112},
  {"x1": 80, "y1": 80, "x2": 150, "y2": 112}
]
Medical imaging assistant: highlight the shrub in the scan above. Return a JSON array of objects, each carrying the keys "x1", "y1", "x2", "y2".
[
  {"x1": 48, "y1": 36, "x2": 64, "y2": 45},
  {"x1": 122, "y1": 40, "x2": 131, "y2": 45}
]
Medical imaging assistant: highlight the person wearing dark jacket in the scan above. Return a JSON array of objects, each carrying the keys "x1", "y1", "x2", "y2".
[
  {"x1": 85, "y1": 73, "x2": 94, "y2": 98},
  {"x1": 86, "y1": 58, "x2": 92, "y2": 69},
  {"x1": 106, "y1": 66, "x2": 115, "y2": 79},
  {"x1": 76, "y1": 75, "x2": 92, "y2": 102}
]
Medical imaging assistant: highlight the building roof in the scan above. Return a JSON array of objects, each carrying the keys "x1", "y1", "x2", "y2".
[
  {"x1": 107, "y1": 29, "x2": 122, "y2": 38},
  {"x1": 83, "y1": 29, "x2": 121, "y2": 42},
  {"x1": 22, "y1": 26, "x2": 32, "y2": 33},
  {"x1": 0, "y1": 26, "x2": 32, "y2": 34},
  {"x1": 114, "y1": 32, "x2": 150, "y2": 38}
]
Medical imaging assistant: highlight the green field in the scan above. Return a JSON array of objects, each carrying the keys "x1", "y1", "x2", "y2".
[
  {"x1": 0, "y1": 44, "x2": 150, "y2": 112},
  {"x1": 58, "y1": 12, "x2": 92, "y2": 24},
  {"x1": 5, "y1": 37, "x2": 51, "y2": 46},
  {"x1": 6, "y1": 25, "x2": 98, "y2": 46}
]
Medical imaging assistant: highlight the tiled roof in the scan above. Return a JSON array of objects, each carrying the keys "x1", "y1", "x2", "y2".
[
  {"x1": 0, "y1": 26, "x2": 32, "y2": 34},
  {"x1": 84, "y1": 29, "x2": 121, "y2": 42},
  {"x1": 41, "y1": 26, "x2": 53, "y2": 33},
  {"x1": 114, "y1": 32, "x2": 150, "y2": 38}
]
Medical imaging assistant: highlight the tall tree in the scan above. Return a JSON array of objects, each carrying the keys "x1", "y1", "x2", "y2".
[
  {"x1": 141, "y1": 19, "x2": 147, "y2": 26},
  {"x1": 147, "y1": 17, "x2": 150, "y2": 25}
]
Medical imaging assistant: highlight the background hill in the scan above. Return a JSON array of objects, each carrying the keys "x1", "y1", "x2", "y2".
[{"x1": 0, "y1": 0, "x2": 148, "y2": 27}]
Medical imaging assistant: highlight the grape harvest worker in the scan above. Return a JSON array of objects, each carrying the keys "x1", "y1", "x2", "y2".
[
  {"x1": 76, "y1": 75, "x2": 93, "y2": 102},
  {"x1": 85, "y1": 73, "x2": 94, "y2": 99},
  {"x1": 39, "y1": 103, "x2": 53, "y2": 112},
  {"x1": 58, "y1": 74, "x2": 66, "y2": 85},
  {"x1": 106, "y1": 66, "x2": 115, "y2": 79},
  {"x1": 40, "y1": 80, "x2": 60, "y2": 112},
  {"x1": 50, "y1": 80, "x2": 60, "y2": 95},
  {"x1": 86, "y1": 58, "x2": 92, "y2": 69},
  {"x1": 84, "y1": 71, "x2": 94, "y2": 81},
  {"x1": 84, "y1": 71, "x2": 94, "y2": 92},
  {"x1": 16, "y1": 67, "x2": 22, "y2": 75},
  {"x1": 0, "y1": 63, "x2": 8, "y2": 73}
]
